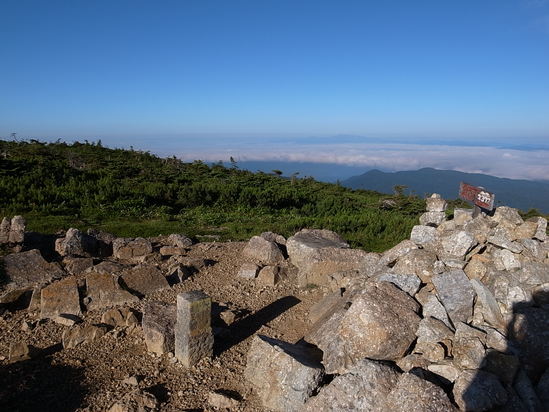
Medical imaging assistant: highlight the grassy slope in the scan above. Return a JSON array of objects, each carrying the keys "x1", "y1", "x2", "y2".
[{"x1": 0, "y1": 140, "x2": 426, "y2": 252}]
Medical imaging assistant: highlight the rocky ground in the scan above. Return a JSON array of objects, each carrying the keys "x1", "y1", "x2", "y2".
[
  {"x1": 1, "y1": 196, "x2": 549, "y2": 412},
  {"x1": 0, "y1": 236, "x2": 324, "y2": 411}
]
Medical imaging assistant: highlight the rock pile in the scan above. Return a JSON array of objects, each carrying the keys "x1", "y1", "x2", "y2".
[
  {"x1": 241, "y1": 196, "x2": 549, "y2": 411},
  {"x1": 1, "y1": 197, "x2": 548, "y2": 411}
]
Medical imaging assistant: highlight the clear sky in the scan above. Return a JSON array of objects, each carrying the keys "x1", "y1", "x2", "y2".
[{"x1": 1, "y1": 1, "x2": 549, "y2": 178}]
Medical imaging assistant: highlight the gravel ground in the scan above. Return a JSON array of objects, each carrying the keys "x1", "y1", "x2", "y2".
[{"x1": 0, "y1": 241, "x2": 326, "y2": 411}]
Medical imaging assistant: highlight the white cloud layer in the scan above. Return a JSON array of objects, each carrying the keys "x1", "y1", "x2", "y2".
[{"x1": 176, "y1": 143, "x2": 549, "y2": 181}]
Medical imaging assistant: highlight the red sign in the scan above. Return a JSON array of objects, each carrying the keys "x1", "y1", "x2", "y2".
[{"x1": 459, "y1": 182, "x2": 495, "y2": 210}]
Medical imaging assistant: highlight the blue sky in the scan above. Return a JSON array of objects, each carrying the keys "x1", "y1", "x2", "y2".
[{"x1": 1, "y1": 0, "x2": 548, "y2": 179}]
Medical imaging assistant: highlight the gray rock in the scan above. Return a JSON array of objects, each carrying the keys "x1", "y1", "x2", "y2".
[
  {"x1": 375, "y1": 273, "x2": 422, "y2": 296},
  {"x1": 514, "y1": 221, "x2": 539, "y2": 240},
  {"x1": 159, "y1": 246, "x2": 186, "y2": 256},
  {"x1": 529, "y1": 216, "x2": 547, "y2": 241},
  {"x1": 207, "y1": 391, "x2": 241, "y2": 410},
  {"x1": 142, "y1": 301, "x2": 176, "y2": 354},
  {"x1": 9, "y1": 341, "x2": 36, "y2": 363},
  {"x1": 260, "y1": 231, "x2": 287, "y2": 246},
  {"x1": 245, "y1": 335, "x2": 324, "y2": 412},
  {"x1": 453, "y1": 369, "x2": 507, "y2": 411},
  {"x1": 0, "y1": 216, "x2": 10, "y2": 243},
  {"x1": 426, "y1": 195, "x2": 447, "y2": 212},
  {"x1": 242, "y1": 235, "x2": 284, "y2": 265},
  {"x1": 167, "y1": 233, "x2": 192, "y2": 247},
  {"x1": 453, "y1": 322, "x2": 487, "y2": 370},
  {"x1": 410, "y1": 225, "x2": 438, "y2": 247},
  {"x1": 63, "y1": 257, "x2": 94, "y2": 275},
  {"x1": 120, "y1": 264, "x2": 169, "y2": 297},
  {"x1": 8, "y1": 215, "x2": 25, "y2": 244},
  {"x1": 438, "y1": 230, "x2": 477, "y2": 259},
  {"x1": 493, "y1": 248, "x2": 521, "y2": 271},
  {"x1": 303, "y1": 359, "x2": 399, "y2": 411},
  {"x1": 101, "y1": 307, "x2": 139, "y2": 328},
  {"x1": 90, "y1": 260, "x2": 126, "y2": 275},
  {"x1": 520, "y1": 239, "x2": 546, "y2": 261},
  {"x1": 62, "y1": 324, "x2": 109, "y2": 348},
  {"x1": 454, "y1": 208, "x2": 474, "y2": 226},
  {"x1": 378, "y1": 239, "x2": 418, "y2": 267},
  {"x1": 85, "y1": 272, "x2": 138, "y2": 310},
  {"x1": 414, "y1": 317, "x2": 454, "y2": 362},
  {"x1": 55, "y1": 228, "x2": 98, "y2": 257},
  {"x1": 384, "y1": 372, "x2": 457, "y2": 411},
  {"x1": 40, "y1": 276, "x2": 82, "y2": 325},
  {"x1": 465, "y1": 254, "x2": 491, "y2": 281},
  {"x1": 471, "y1": 279, "x2": 505, "y2": 329},
  {"x1": 419, "y1": 211, "x2": 447, "y2": 227},
  {"x1": 463, "y1": 216, "x2": 493, "y2": 243},
  {"x1": 492, "y1": 206, "x2": 524, "y2": 226},
  {"x1": 1, "y1": 249, "x2": 66, "y2": 295},
  {"x1": 484, "y1": 326, "x2": 509, "y2": 352},
  {"x1": 112, "y1": 237, "x2": 153, "y2": 260},
  {"x1": 308, "y1": 290, "x2": 343, "y2": 325},
  {"x1": 256, "y1": 265, "x2": 281, "y2": 286},
  {"x1": 286, "y1": 229, "x2": 371, "y2": 287},
  {"x1": 516, "y1": 261, "x2": 549, "y2": 286},
  {"x1": 309, "y1": 282, "x2": 420, "y2": 373},
  {"x1": 488, "y1": 227, "x2": 524, "y2": 253},
  {"x1": 432, "y1": 269, "x2": 476, "y2": 326},
  {"x1": 422, "y1": 294, "x2": 452, "y2": 329},
  {"x1": 483, "y1": 349, "x2": 520, "y2": 386},
  {"x1": 427, "y1": 363, "x2": 460, "y2": 383},
  {"x1": 392, "y1": 248, "x2": 437, "y2": 283},
  {"x1": 237, "y1": 262, "x2": 260, "y2": 279}
]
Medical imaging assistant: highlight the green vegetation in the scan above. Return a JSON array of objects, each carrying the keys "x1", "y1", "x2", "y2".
[{"x1": 0, "y1": 139, "x2": 426, "y2": 252}]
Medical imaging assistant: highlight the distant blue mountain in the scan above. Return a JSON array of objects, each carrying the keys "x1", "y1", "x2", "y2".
[{"x1": 342, "y1": 168, "x2": 549, "y2": 213}]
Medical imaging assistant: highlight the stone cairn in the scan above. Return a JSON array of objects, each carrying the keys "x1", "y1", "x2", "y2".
[{"x1": 1, "y1": 196, "x2": 548, "y2": 411}]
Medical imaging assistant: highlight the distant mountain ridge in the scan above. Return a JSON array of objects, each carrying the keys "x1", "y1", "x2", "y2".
[{"x1": 342, "y1": 168, "x2": 549, "y2": 213}]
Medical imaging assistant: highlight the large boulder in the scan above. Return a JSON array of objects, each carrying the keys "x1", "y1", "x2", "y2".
[
  {"x1": 120, "y1": 264, "x2": 169, "y2": 297},
  {"x1": 1, "y1": 249, "x2": 66, "y2": 304},
  {"x1": 40, "y1": 276, "x2": 82, "y2": 325},
  {"x1": 241, "y1": 236, "x2": 284, "y2": 265},
  {"x1": 55, "y1": 228, "x2": 98, "y2": 257},
  {"x1": 85, "y1": 272, "x2": 138, "y2": 310},
  {"x1": 308, "y1": 282, "x2": 421, "y2": 373},
  {"x1": 303, "y1": 359, "x2": 399, "y2": 411},
  {"x1": 244, "y1": 335, "x2": 324, "y2": 412},
  {"x1": 112, "y1": 238, "x2": 153, "y2": 260},
  {"x1": 287, "y1": 229, "x2": 372, "y2": 287},
  {"x1": 384, "y1": 372, "x2": 457, "y2": 411},
  {"x1": 432, "y1": 270, "x2": 476, "y2": 326}
]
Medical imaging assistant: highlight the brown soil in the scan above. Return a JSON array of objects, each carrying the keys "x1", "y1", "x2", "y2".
[{"x1": 0, "y1": 241, "x2": 325, "y2": 411}]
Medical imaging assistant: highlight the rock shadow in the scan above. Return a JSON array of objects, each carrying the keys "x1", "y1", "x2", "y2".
[
  {"x1": 213, "y1": 295, "x2": 300, "y2": 356},
  {"x1": 0, "y1": 349, "x2": 87, "y2": 411},
  {"x1": 462, "y1": 290, "x2": 549, "y2": 411}
]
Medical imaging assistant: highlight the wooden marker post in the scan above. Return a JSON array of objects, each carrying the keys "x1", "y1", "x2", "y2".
[{"x1": 458, "y1": 182, "x2": 496, "y2": 217}]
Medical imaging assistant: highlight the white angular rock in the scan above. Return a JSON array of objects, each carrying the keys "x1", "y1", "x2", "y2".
[
  {"x1": 438, "y1": 230, "x2": 476, "y2": 259},
  {"x1": 410, "y1": 225, "x2": 438, "y2": 247},
  {"x1": 432, "y1": 270, "x2": 476, "y2": 326},
  {"x1": 308, "y1": 282, "x2": 420, "y2": 373},
  {"x1": 244, "y1": 335, "x2": 324, "y2": 412},
  {"x1": 375, "y1": 273, "x2": 421, "y2": 296},
  {"x1": 303, "y1": 359, "x2": 399, "y2": 411},
  {"x1": 426, "y1": 195, "x2": 447, "y2": 212},
  {"x1": 419, "y1": 211, "x2": 446, "y2": 227},
  {"x1": 241, "y1": 235, "x2": 284, "y2": 265},
  {"x1": 287, "y1": 229, "x2": 371, "y2": 287}
]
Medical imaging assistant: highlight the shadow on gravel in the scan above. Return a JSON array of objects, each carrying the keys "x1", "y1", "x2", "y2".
[
  {"x1": 0, "y1": 349, "x2": 87, "y2": 412},
  {"x1": 214, "y1": 295, "x2": 301, "y2": 356}
]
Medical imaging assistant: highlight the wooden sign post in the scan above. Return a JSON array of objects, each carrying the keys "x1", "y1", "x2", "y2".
[{"x1": 459, "y1": 182, "x2": 496, "y2": 217}]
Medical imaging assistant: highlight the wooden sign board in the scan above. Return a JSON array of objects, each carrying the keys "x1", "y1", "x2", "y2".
[{"x1": 459, "y1": 182, "x2": 495, "y2": 211}]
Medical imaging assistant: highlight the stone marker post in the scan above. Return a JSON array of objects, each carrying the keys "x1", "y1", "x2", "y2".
[{"x1": 175, "y1": 290, "x2": 213, "y2": 367}]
